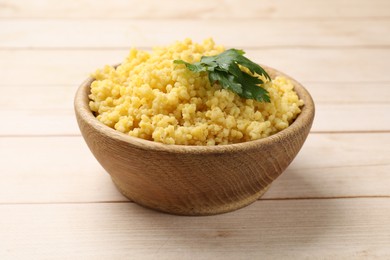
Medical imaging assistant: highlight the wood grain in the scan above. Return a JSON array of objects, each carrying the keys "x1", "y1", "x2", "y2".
[
  {"x1": 1, "y1": 0, "x2": 390, "y2": 257},
  {"x1": 1, "y1": 199, "x2": 389, "y2": 259},
  {"x1": 308, "y1": 82, "x2": 390, "y2": 104},
  {"x1": 1, "y1": 19, "x2": 389, "y2": 48},
  {"x1": 2, "y1": 49, "x2": 390, "y2": 87},
  {"x1": 314, "y1": 104, "x2": 390, "y2": 132},
  {"x1": 0, "y1": 136, "x2": 125, "y2": 203},
  {"x1": 3, "y1": 82, "x2": 390, "y2": 106},
  {"x1": 1, "y1": 0, "x2": 389, "y2": 19},
  {"x1": 1, "y1": 103, "x2": 389, "y2": 135},
  {"x1": 1, "y1": 106, "x2": 389, "y2": 136},
  {"x1": 2, "y1": 83, "x2": 390, "y2": 136},
  {"x1": 1, "y1": 133, "x2": 389, "y2": 204}
]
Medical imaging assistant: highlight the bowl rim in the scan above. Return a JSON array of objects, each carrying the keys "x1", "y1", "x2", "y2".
[{"x1": 74, "y1": 65, "x2": 315, "y2": 154}]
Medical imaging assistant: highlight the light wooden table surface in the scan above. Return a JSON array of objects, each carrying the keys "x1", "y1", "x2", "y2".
[{"x1": 1, "y1": 0, "x2": 390, "y2": 259}]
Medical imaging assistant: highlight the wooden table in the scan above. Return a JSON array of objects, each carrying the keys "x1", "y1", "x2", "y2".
[{"x1": 1, "y1": 1, "x2": 390, "y2": 258}]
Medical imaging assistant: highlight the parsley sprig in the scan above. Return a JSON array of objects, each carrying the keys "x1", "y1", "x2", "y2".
[{"x1": 174, "y1": 49, "x2": 271, "y2": 102}]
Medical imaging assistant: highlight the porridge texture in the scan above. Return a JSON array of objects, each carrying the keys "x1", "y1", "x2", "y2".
[{"x1": 89, "y1": 39, "x2": 303, "y2": 145}]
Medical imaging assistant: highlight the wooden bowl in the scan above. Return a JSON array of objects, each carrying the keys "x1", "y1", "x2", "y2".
[{"x1": 74, "y1": 66, "x2": 315, "y2": 216}]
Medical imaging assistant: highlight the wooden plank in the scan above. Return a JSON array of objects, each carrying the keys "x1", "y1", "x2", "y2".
[
  {"x1": 0, "y1": 110, "x2": 80, "y2": 135},
  {"x1": 3, "y1": 82, "x2": 390, "y2": 107},
  {"x1": 1, "y1": 101, "x2": 390, "y2": 135},
  {"x1": 0, "y1": 50, "x2": 126, "y2": 86},
  {"x1": 265, "y1": 164, "x2": 390, "y2": 199},
  {"x1": 1, "y1": 49, "x2": 390, "y2": 87},
  {"x1": 1, "y1": 0, "x2": 389, "y2": 19},
  {"x1": 2, "y1": 83, "x2": 390, "y2": 135},
  {"x1": 0, "y1": 134, "x2": 389, "y2": 203},
  {"x1": 1, "y1": 199, "x2": 389, "y2": 259},
  {"x1": 1, "y1": 19, "x2": 389, "y2": 48},
  {"x1": 314, "y1": 104, "x2": 390, "y2": 132},
  {"x1": 308, "y1": 82, "x2": 390, "y2": 104},
  {"x1": 0, "y1": 86, "x2": 80, "y2": 136},
  {"x1": 0, "y1": 136, "x2": 125, "y2": 203}
]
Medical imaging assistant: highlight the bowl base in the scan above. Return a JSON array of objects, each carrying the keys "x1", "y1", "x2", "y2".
[{"x1": 111, "y1": 176, "x2": 271, "y2": 216}]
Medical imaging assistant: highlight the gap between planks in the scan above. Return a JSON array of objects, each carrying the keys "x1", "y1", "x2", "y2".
[
  {"x1": 1, "y1": 195, "x2": 389, "y2": 206},
  {"x1": 1, "y1": 197, "x2": 389, "y2": 259},
  {"x1": 1, "y1": 131, "x2": 390, "y2": 138},
  {"x1": 2, "y1": 17, "x2": 390, "y2": 21},
  {"x1": 1, "y1": 134, "x2": 389, "y2": 203},
  {"x1": 1, "y1": 19, "x2": 389, "y2": 48},
  {"x1": 2, "y1": 49, "x2": 389, "y2": 84},
  {"x1": 1, "y1": 45, "x2": 390, "y2": 51},
  {"x1": 1, "y1": 0, "x2": 390, "y2": 19}
]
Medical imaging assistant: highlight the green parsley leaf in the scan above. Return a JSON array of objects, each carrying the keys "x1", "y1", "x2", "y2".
[
  {"x1": 209, "y1": 70, "x2": 243, "y2": 95},
  {"x1": 174, "y1": 49, "x2": 271, "y2": 102},
  {"x1": 173, "y1": 60, "x2": 206, "y2": 73}
]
